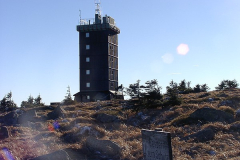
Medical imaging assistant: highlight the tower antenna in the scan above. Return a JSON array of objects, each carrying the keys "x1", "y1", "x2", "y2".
[
  {"x1": 95, "y1": 0, "x2": 101, "y2": 15},
  {"x1": 79, "y1": 10, "x2": 81, "y2": 25}
]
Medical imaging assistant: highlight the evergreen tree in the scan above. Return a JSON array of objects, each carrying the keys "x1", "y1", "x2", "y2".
[
  {"x1": 62, "y1": 86, "x2": 75, "y2": 105},
  {"x1": 21, "y1": 94, "x2": 44, "y2": 108},
  {"x1": 215, "y1": 79, "x2": 239, "y2": 90},
  {"x1": 200, "y1": 83, "x2": 210, "y2": 92},
  {"x1": 126, "y1": 80, "x2": 141, "y2": 99},
  {"x1": 226, "y1": 79, "x2": 239, "y2": 89},
  {"x1": 166, "y1": 80, "x2": 179, "y2": 98},
  {"x1": 34, "y1": 94, "x2": 44, "y2": 106},
  {"x1": 165, "y1": 80, "x2": 181, "y2": 106},
  {"x1": 28, "y1": 95, "x2": 34, "y2": 105},
  {"x1": 0, "y1": 91, "x2": 17, "y2": 112},
  {"x1": 144, "y1": 79, "x2": 162, "y2": 101},
  {"x1": 178, "y1": 79, "x2": 187, "y2": 93},
  {"x1": 193, "y1": 84, "x2": 201, "y2": 93}
]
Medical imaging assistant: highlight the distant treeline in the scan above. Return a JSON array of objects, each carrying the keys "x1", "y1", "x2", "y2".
[
  {"x1": 0, "y1": 79, "x2": 238, "y2": 112},
  {"x1": 120, "y1": 79, "x2": 239, "y2": 110}
]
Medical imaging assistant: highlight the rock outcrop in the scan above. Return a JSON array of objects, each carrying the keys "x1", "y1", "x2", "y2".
[
  {"x1": 182, "y1": 128, "x2": 215, "y2": 142},
  {"x1": 189, "y1": 107, "x2": 234, "y2": 123},
  {"x1": 86, "y1": 136, "x2": 121, "y2": 158},
  {"x1": 0, "y1": 126, "x2": 9, "y2": 140},
  {"x1": 47, "y1": 105, "x2": 66, "y2": 119},
  {"x1": 96, "y1": 113, "x2": 119, "y2": 123}
]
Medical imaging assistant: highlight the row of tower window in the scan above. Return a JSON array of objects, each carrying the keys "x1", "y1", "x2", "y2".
[
  {"x1": 85, "y1": 44, "x2": 118, "y2": 58},
  {"x1": 86, "y1": 44, "x2": 118, "y2": 54},
  {"x1": 86, "y1": 32, "x2": 117, "y2": 43},
  {"x1": 85, "y1": 56, "x2": 117, "y2": 70},
  {"x1": 85, "y1": 69, "x2": 117, "y2": 80},
  {"x1": 85, "y1": 82, "x2": 117, "y2": 90}
]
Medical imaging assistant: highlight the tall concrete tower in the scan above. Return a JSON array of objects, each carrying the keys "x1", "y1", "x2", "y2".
[{"x1": 74, "y1": 2, "x2": 121, "y2": 102}]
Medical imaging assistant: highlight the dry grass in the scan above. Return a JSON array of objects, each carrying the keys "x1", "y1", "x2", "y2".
[{"x1": 1, "y1": 89, "x2": 240, "y2": 159}]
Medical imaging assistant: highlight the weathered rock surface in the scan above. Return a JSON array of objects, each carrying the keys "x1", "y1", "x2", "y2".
[
  {"x1": 61, "y1": 126, "x2": 104, "y2": 143},
  {"x1": 61, "y1": 132, "x2": 80, "y2": 143},
  {"x1": 96, "y1": 113, "x2": 119, "y2": 123},
  {"x1": 75, "y1": 126, "x2": 104, "y2": 138},
  {"x1": 182, "y1": 128, "x2": 215, "y2": 142},
  {"x1": 86, "y1": 136, "x2": 121, "y2": 158},
  {"x1": 1, "y1": 111, "x2": 19, "y2": 126},
  {"x1": 0, "y1": 126, "x2": 9, "y2": 140},
  {"x1": 218, "y1": 100, "x2": 233, "y2": 106},
  {"x1": 189, "y1": 107, "x2": 234, "y2": 123},
  {"x1": 230, "y1": 121, "x2": 240, "y2": 132},
  {"x1": 47, "y1": 105, "x2": 66, "y2": 119},
  {"x1": 18, "y1": 109, "x2": 37, "y2": 126},
  {"x1": 1, "y1": 108, "x2": 47, "y2": 126},
  {"x1": 235, "y1": 109, "x2": 240, "y2": 121}
]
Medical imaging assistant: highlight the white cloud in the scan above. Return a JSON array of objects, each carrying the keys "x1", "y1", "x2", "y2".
[{"x1": 161, "y1": 53, "x2": 174, "y2": 64}]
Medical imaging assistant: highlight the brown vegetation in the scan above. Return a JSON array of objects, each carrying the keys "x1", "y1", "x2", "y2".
[{"x1": 1, "y1": 89, "x2": 240, "y2": 159}]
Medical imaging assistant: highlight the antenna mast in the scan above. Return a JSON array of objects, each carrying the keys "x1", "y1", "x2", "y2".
[
  {"x1": 95, "y1": 0, "x2": 101, "y2": 16},
  {"x1": 79, "y1": 10, "x2": 81, "y2": 25}
]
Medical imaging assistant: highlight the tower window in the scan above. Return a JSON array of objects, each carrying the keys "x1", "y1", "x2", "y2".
[
  {"x1": 86, "y1": 70, "x2": 90, "y2": 75},
  {"x1": 112, "y1": 46, "x2": 115, "y2": 55},
  {"x1": 86, "y1": 83, "x2": 90, "y2": 87},
  {"x1": 112, "y1": 71, "x2": 114, "y2": 80},
  {"x1": 87, "y1": 95, "x2": 90, "y2": 99},
  {"x1": 86, "y1": 57, "x2": 90, "y2": 62},
  {"x1": 86, "y1": 45, "x2": 90, "y2": 50},
  {"x1": 86, "y1": 33, "x2": 89, "y2": 37}
]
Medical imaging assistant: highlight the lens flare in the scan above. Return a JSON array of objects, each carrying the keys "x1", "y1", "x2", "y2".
[
  {"x1": 161, "y1": 53, "x2": 174, "y2": 64},
  {"x1": 53, "y1": 121, "x2": 60, "y2": 130},
  {"x1": 48, "y1": 120, "x2": 60, "y2": 131},
  {"x1": 177, "y1": 44, "x2": 189, "y2": 55},
  {"x1": 0, "y1": 148, "x2": 15, "y2": 160},
  {"x1": 48, "y1": 123, "x2": 55, "y2": 131}
]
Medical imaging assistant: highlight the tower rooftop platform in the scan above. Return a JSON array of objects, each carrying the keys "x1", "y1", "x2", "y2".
[{"x1": 77, "y1": 14, "x2": 120, "y2": 34}]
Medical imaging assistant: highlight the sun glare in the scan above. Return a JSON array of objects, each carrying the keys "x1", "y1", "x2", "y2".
[
  {"x1": 161, "y1": 53, "x2": 174, "y2": 64},
  {"x1": 177, "y1": 44, "x2": 189, "y2": 55}
]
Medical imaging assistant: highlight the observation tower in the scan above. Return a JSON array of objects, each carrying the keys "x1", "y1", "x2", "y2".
[{"x1": 74, "y1": 1, "x2": 121, "y2": 102}]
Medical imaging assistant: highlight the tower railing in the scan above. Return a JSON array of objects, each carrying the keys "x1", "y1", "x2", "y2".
[
  {"x1": 80, "y1": 18, "x2": 95, "y2": 25},
  {"x1": 80, "y1": 18, "x2": 117, "y2": 26}
]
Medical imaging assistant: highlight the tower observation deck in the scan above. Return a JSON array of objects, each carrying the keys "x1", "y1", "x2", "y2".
[
  {"x1": 74, "y1": 7, "x2": 122, "y2": 102},
  {"x1": 77, "y1": 14, "x2": 120, "y2": 34}
]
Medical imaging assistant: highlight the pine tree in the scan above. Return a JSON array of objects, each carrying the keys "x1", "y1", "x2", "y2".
[
  {"x1": 0, "y1": 91, "x2": 17, "y2": 112},
  {"x1": 62, "y1": 86, "x2": 75, "y2": 105}
]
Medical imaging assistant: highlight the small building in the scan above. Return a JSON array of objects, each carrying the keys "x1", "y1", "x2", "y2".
[{"x1": 74, "y1": 2, "x2": 123, "y2": 102}]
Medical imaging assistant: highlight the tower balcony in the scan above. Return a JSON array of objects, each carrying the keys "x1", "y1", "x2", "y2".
[{"x1": 77, "y1": 15, "x2": 120, "y2": 34}]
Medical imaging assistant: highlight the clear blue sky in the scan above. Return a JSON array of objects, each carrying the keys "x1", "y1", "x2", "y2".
[{"x1": 1, "y1": 0, "x2": 240, "y2": 106}]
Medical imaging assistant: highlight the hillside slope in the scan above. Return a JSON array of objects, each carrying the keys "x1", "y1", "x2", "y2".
[{"x1": 0, "y1": 89, "x2": 240, "y2": 159}]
